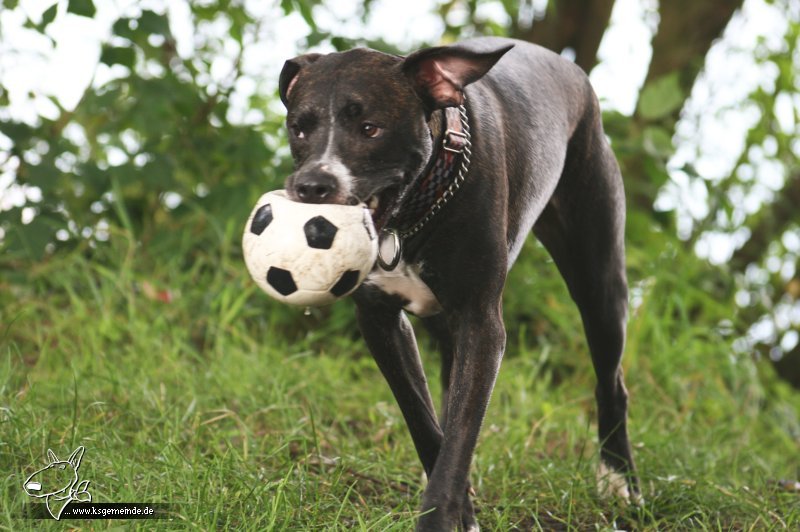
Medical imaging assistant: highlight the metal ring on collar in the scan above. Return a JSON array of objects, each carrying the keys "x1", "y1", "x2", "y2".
[{"x1": 377, "y1": 228, "x2": 402, "y2": 271}]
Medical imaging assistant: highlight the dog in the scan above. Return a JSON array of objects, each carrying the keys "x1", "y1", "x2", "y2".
[{"x1": 279, "y1": 37, "x2": 641, "y2": 530}]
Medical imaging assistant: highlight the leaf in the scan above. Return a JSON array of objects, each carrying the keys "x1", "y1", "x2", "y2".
[
  {"x1": 5, "y1": 214, "x2": 56, "y2": 261},
  {"x1": 41, "y1": 3, "x2": 58, "y2": 28},
  {"x1": 291, "y1": 0, "x2": 318, "y2": 32},
  {"x1": 638, "y1": 72, "x2": 685, "y2": 121},
  {"x1": 0, "y1": 120, "x2": 34, "y2": 143},
  {"x1": 67, "y1": 0, "x2": 96, "y2": 18},
  {"x1": 100, "y1": 45, "x2": 136, "y2": 68},
  {"x1": 643, "y1": 156, "x2": 671, "y2": 189},
  {"x1": 141, "y1": 153, "x2": 175, "y2": 186},
  {"x1": 139, "y1": 10, "x2": 171, "y2": 37},
  {"x1": 0, "y1": 206, "x2": 21, "y2": 226},
  {"x1": 642, "y1": 126, "x2": 674, "y2": 158},
  {"x1": 24, "y1": 161, "x2": 59, "y2": 188},
  {"x1": 112, "y1": 17, "x2": 136, "y2": 40}
]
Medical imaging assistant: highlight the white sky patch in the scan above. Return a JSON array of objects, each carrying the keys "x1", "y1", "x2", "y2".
[
  {"x1": 671, "y1": 0, "x2": 788, "y2": 182},
  {"x1": 0, "y1": 0, "x2": 651, "y2": 125},
  {"x1": 321, "y1": 0, "x2": 443, "y2": 50},
  {"x1": 590, "y1": 0, "x2": 658, "y2": 115},
  {"x1": 45, "y1": 12, "x2": 105, "y2": 110},
  {"x1": 0, "y1": 0, "x2": 128, "y2": 117}
]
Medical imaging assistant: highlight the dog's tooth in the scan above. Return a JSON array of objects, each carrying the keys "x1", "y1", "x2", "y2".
[{"x1": 368, "y1": 196, "x2": 379, "y2": 213}]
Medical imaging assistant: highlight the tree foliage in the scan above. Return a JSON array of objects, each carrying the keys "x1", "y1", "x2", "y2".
[{"x1": 0, "y1": 0, "x2": 798, "y2": 388}]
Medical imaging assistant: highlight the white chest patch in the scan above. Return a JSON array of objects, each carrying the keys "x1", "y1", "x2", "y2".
[{"x1": 365, "y1": 261, "x2": 442, "y2": 317}]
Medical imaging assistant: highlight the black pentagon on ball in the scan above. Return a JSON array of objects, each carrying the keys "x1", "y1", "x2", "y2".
[
  {"x1": 249, "y1": 204, "x2": 273, "y2": 235},
  {"x1": 330, "y1": 269, "x2": 360, "y2": 297},
  {"x1": 266, "y1": 267, "x2": 297, "y2": 296},
  {"x1": 303, "y1": 215, "x2": 338, "y2": 249}
]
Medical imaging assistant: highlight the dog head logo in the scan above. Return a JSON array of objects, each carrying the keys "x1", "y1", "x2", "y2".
[{"x1": 23, "y1": 446, "x2": 92, "y2": 520}]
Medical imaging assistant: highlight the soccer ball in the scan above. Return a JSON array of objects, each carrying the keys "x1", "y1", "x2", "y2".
[{"x1": 242, "y1": 190, "x2": 378, "y2": 306}]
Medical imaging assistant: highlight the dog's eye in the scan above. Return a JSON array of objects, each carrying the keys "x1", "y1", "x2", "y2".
[
  {"x1": 361, "y1": 123, "x2": 383, "y2": 139},
  {"x1": 290, "y1": 125, "x2": 306, "y2": 140},
  {"x1": 57, "y1": 464, "x2": 66, "y2": 470}
]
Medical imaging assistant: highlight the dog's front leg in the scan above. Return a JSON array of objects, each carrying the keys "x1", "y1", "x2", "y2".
[
  {"x1": 353, "y1": 287, "x2": 443, "y2": 477},
  {"x1": 418, "y1": 302, "x2": 506, "y2": 532}
]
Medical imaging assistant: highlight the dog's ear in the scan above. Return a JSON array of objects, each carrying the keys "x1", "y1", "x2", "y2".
[
  {"x1": 279, "y1": 53, "x2": 323, "y2": 107},
  {"x1": 67, "y1": 446, "x2": 85, "y2": 469},
  {"x1": 402, "y1": 43, "x2": 513, "y2": 110}
]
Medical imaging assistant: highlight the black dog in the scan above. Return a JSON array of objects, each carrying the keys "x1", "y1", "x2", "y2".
[{"x1": 279, "y1": 37, "x2": 640, "y2": 530}]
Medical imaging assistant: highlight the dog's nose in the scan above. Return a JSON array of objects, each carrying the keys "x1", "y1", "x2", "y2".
[
  {"x1": 291, "y1": 169, "x2": 339, "y2": 204},
  {"x1": 296, "y1": 181, "x2": 333, "y2": 203},
  {"x1": 286, "y1": 164, "x2": 339, "y2": 203}
]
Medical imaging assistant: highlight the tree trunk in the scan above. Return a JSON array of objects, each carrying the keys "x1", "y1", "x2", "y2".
[
  {"x1": 647, "y1": 0, "x2": 743, "y2": 81},
  {"x1": 626, "y1": 0, "x2": 745, "y2": 213},
  {"x1": 643, "y1": 0, "x2": 745, "y2": 121},
  {"x1": 514, "y1": 0, "x2": 616, "y2": 73}
]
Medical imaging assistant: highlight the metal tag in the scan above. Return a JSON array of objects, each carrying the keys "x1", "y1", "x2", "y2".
[{"x1": 377, "y1": 228, "x2": 402, "y2": 271}]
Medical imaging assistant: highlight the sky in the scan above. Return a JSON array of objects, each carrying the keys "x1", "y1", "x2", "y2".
[{"x1": 0, "y1": 0, "x2": 794, "y2": 265}]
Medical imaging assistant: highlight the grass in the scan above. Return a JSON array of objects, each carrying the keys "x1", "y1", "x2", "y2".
[{"x1": 1, "y1": 220, "x2": 799, "y2": 530}]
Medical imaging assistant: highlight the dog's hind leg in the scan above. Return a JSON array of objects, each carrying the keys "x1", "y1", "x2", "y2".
[{"x1": 533, "y1": 125, "x2": 642, "y2": 505}]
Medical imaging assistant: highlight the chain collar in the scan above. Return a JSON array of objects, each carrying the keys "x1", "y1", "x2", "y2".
[{"x1": 400, "y1": 103, "x2": 472, "y2": 239}]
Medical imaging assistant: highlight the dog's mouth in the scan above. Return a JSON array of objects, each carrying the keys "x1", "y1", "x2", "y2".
[{"x1": 362, "y1": 185, "x2": 402, "y2": 231}]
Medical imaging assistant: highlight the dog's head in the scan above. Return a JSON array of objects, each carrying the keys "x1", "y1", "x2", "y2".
[{"x1": 279, "y1": 42, "x2": 512, "y2": 225}]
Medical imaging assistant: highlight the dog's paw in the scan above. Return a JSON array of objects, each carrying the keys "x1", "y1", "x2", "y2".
[{"x1": 596, "y1": 461, "x2": 644, "y2": 507}]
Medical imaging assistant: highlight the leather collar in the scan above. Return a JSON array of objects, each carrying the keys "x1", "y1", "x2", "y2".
[{"x1": 386, "y1": 104, "x2": 471, "y2": 239}]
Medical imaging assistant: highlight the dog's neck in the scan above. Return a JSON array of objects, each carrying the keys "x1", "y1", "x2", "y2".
[{"x1": 385, "y1": 104, "x2": 470, "y2": 239}]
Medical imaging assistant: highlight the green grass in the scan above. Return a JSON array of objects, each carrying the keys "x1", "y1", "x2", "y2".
[{"x1": 1, "y1": 223, "x2": 799, "y2": 530}]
